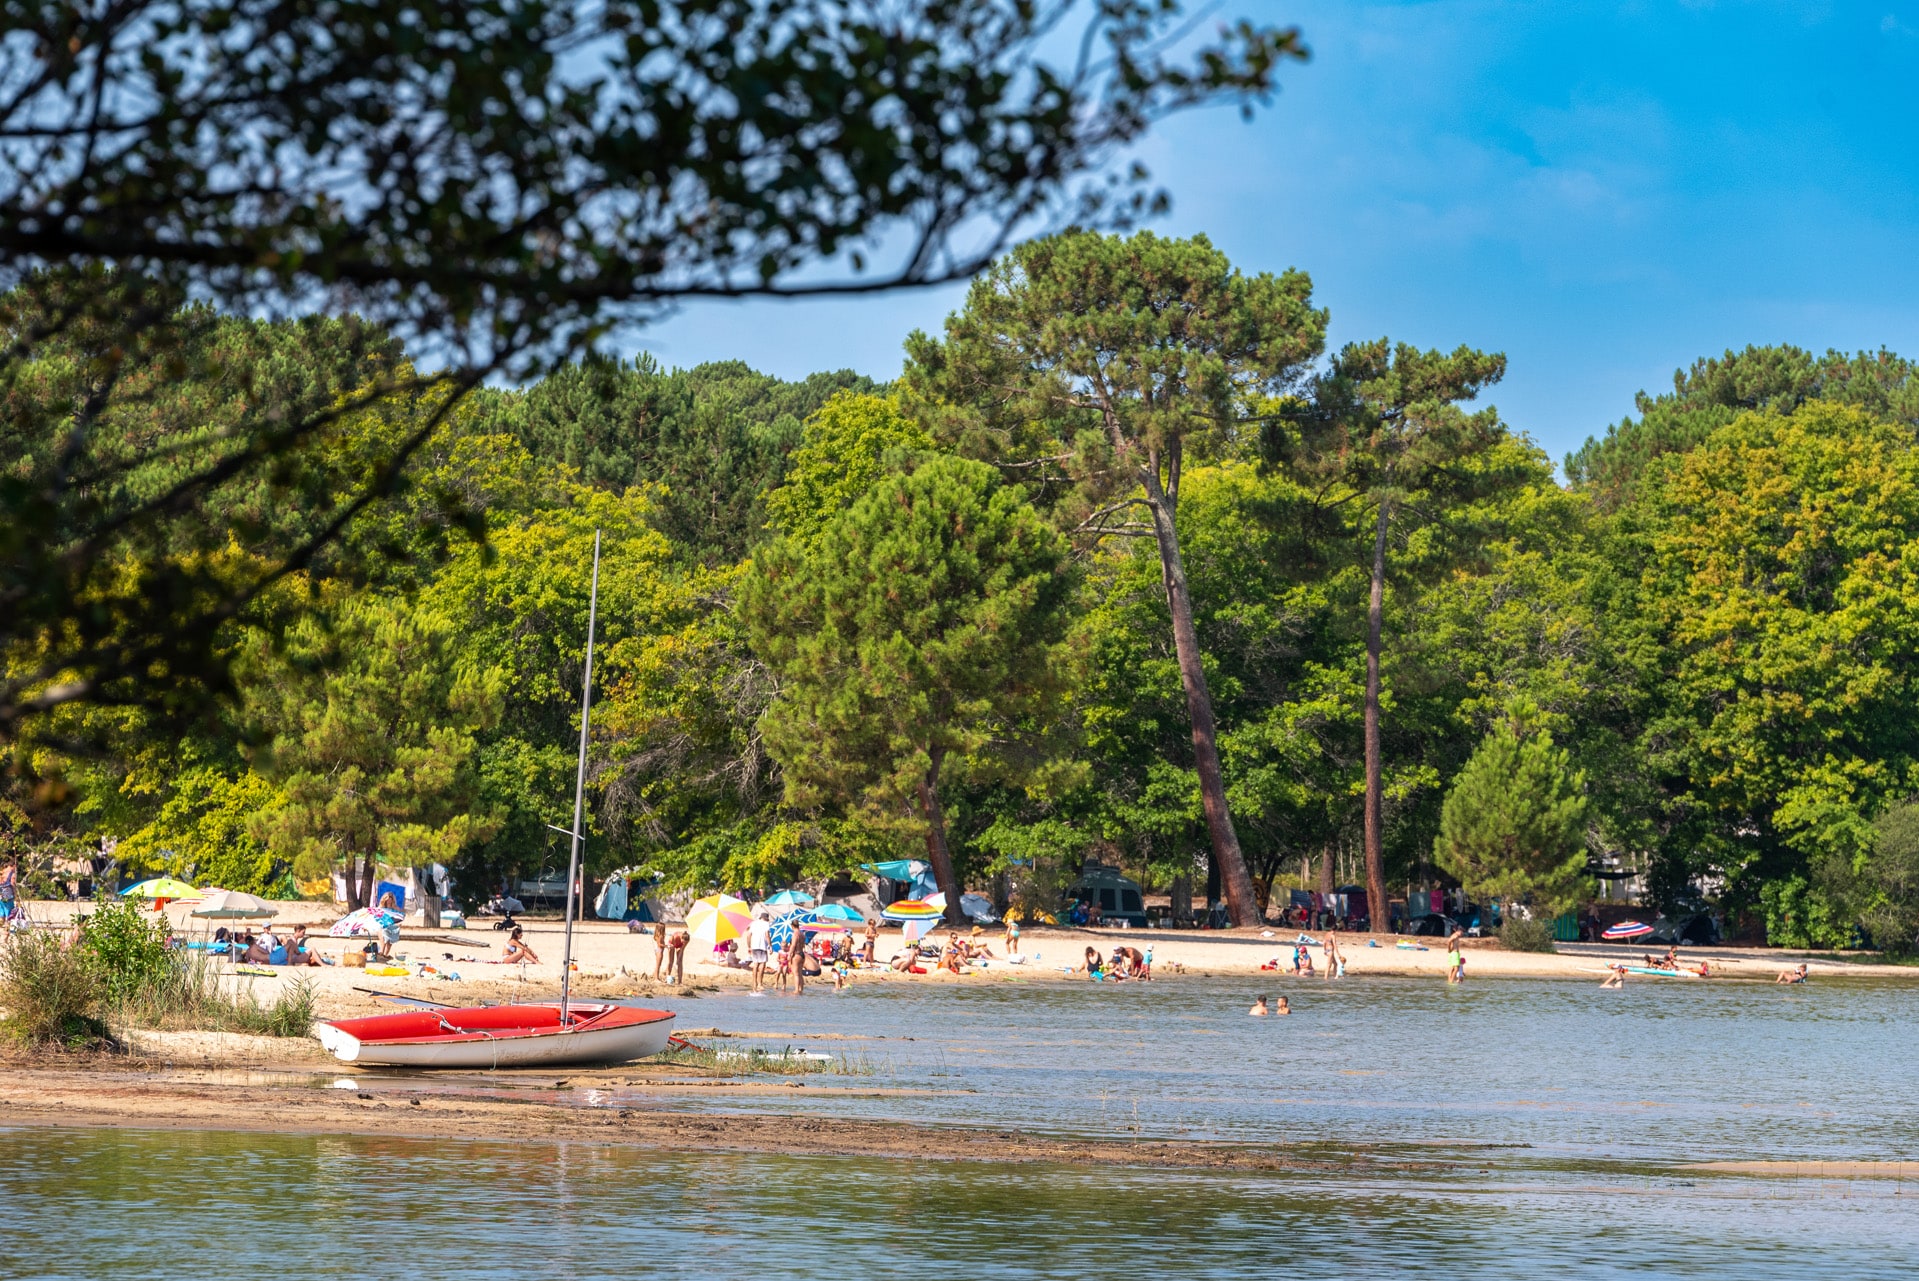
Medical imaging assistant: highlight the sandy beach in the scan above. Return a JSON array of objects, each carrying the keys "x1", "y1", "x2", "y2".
[{"x1": 8, "y1": 897, "x2": 1915, "y2": 1025}]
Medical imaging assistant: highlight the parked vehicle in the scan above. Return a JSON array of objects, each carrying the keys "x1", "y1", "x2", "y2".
[{"x1": 1064, "y1": 861, "x2": 1149, "y2": 927}]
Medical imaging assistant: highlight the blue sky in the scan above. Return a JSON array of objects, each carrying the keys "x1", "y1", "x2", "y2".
[{"x1": 631, "y1": 1, "x2": 1919, "y2": 471}]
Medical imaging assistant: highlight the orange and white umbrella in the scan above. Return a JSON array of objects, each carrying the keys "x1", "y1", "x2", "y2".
[{"x1": 685, "y1": 893, "x2": 754, "y2": 945}]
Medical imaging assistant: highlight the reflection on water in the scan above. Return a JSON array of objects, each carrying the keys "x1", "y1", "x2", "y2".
[
  {"x1": 2, "y1": 1125, "x2": 1914, "y2": 1280},
  {"x1": 5, "y1": 975, "x2": 1915, "y2": 1278}
]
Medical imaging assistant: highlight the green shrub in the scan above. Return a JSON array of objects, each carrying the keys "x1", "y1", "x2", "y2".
[
  {"x1": 79, "y1": 900, "x2": 174, "y2": 1003},
  {"x1": 0, "y1": 931, "x2": 110, "y2": 1046},
  {"x1": 1499, "y1": 914, "x2": 1558, "y2": 953}
]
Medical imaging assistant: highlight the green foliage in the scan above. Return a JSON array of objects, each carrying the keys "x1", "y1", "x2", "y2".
[
  {"x1": 79, "y1": 900, "x2": 176, "y2": 1005},
  {"x1": 1564, "y1": 345, "x2": 1919, "y2": 508},
  {"x1": 741, "y1": 455, "x2": 1076, "y2": 887},
  {"x1": 0, "y1": 930, "x2": 108, "y2": 1047},
  {"x1": 1813, "y1": 802, "x2": 1919, "y2": 956},
  {"x1": 245, "y1": 594, "x2": 504, "y2": 907},
  {"x1": 111, "y1": 767, "x2": 284, "y2": 893},
  {"x1": 1498, "y1": 914, "x2": 1558, "y2": 954},
  {"x1": 764, "y1": 392, "x2": 934, "y2": 543},
  {"x1": 1759, "y1": 875, "x2": 1856, "y2": 950},
  {"x1": 484, "y1": 358, "x2": 878, "y2": 563},
  {"x1": 1626, "y1": 403, "x2": 1919, "y2": 884},
  {"x1": 1434, "y1": 714, "x2": 1591, "y2": 915}
]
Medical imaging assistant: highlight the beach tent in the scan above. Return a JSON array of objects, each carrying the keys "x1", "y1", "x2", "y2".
[{"x1": 862, "y1": 860, "x2": 940, "y2": 900}]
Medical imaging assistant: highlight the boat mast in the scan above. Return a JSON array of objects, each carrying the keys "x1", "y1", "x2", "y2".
[{"x1": 559, "y1": 529, "x2": 602, "y2": 1023}]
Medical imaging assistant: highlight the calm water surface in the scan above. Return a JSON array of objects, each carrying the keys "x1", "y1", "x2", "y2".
[{"x1": 4, "y1": 974, "x2": 1915, "y2": 1278}]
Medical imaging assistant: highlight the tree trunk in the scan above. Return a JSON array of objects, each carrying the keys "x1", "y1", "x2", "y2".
[
  {"x1": 1141, "y1": 450, "x2": 1260, "y2": 928},
  {"x1": 917, "y1": 752, "x2": 966, "y2": 925},
  {"x1": 345, "y1": 851, "x2": 374, "y2": 912},
  {"x1": 1363, "y1": 497, "x2": 1391, "y2": 935},
  {"x1": 1170, "y1": 871, "x2": 1192, "y2": 926},
  {"x1": 1317, "y1": 844, "x2": 1335, "y2": 897}
]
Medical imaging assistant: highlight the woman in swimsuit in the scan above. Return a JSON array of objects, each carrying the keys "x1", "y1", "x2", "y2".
[{"x1": 501, "y1": 926, "x2": 541, "y2": 965}]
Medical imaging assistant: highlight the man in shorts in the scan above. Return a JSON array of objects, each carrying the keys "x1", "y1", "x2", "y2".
[{"x1": 747, "y1": 909, "x2": 772, "y2": 992}]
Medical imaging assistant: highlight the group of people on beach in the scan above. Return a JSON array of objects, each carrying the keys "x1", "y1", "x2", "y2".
[{"x1": 1074, "y1": 943, "x2": 1150, "y2": 981}]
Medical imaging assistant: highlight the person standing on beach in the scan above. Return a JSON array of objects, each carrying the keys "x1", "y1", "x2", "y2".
[
  {"x1": 667, "y1": 929, "x2": 688, "y2": 984},
  {"x1": 787, "y1": 931, "x2": 806, "y2": 994},
  {"x1": 1445, "y1": 928, "x2": 1465, "y2": 984},
  {"x1": 1005, "y1": 917, "x2": 1021, "y2": 955},
  {"x1": 747, "y1": 910, "x2": 772, "y2": 992},
  {"x1": 862, "y1": 917, "x2": 879, "y2": 963},
  {"x1": 651, "y1": 921, "x2": 668, "y2": 980},
  {"x1": 1323, "y1": 928, "x2": 1341, "y2": 980}
]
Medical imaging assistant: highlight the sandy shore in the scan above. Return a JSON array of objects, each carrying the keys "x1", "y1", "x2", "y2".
[
  {"x1": 0, "y1": 1043, "x2": 1438, "y2": 1173},
  {"x1": 9, "y1": 898, "x2": 1914, "y2": 1023}
]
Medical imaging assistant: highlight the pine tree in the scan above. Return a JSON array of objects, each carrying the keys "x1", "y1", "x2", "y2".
[
  {"x1": 1433, "y1": 715, "x2": 1591, "y2": 916},
  {"x1": 741, "y1": 455, "x2": 1075, "y2": 923}
]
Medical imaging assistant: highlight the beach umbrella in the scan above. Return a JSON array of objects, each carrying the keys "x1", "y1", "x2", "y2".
[
  {"x1": 763, "y1": 889, "x2": 815, "y2": 909},
  {"x1": 686, "y1": 893, "x2": 754, "y2": 945},
  {"x1": 880, "y1": 899, "x2": 943, "y2": 923},
  {"x1": 901, "y1": 917, "x2": 946, "y2": 945},
  {"x1": 191, "y1": 889, "x2": 278, "y2": 920},
  {"x1": 120, "y1": 877, "x2": 202, "y2": 901},
  {"x1": 1603, "y1": 921, "x2": 1655, "y2": 941},
  {"x1": 120, "y1": 877, "x2": 202, "y2": 910},
  {"x1": 811, "y1": 902, "x2": 866, "y2": 924}
]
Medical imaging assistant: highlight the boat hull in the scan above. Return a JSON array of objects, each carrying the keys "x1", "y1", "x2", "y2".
[{"x1": 315, "y1": 1003, "x2": 676, "y2": 1069}]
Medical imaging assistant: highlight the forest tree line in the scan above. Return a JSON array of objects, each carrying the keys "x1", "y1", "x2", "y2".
[{"x1": 7, "y1": 232, "x2": 1919, "y2": 951}]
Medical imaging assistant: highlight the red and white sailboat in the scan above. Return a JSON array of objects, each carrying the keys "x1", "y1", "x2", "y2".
[
  {"x1": 315, "y1": 1002, "x2": 676, "y2": 1068},
  {"x1": 315, "y1": 531, "x2": 677, "y2": 1070}
]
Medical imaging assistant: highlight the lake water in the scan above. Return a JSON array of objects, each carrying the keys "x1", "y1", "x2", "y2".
[{"x1": 4, "y1": 974, "x2": 1916, "y2": 1278}]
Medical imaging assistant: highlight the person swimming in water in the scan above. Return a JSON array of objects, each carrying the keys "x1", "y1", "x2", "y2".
[
  {"x1": 1249, "y1": 995, "x2": 1269, "y2": 1016},
  {"x1": 1601, "y1": 963, "x2": 1627, "y2": 988},
  {"x1": 1274, "y1": 996, "x2": 1290, "y2": 1015}
]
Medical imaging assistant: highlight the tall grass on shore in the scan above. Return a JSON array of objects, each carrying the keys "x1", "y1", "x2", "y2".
[
  {"x1": 0, "y1": 929, "x2": 112, "y2": 1047},
  {"x1": 113, "y1": 949, "x2": 317, "y2": 1038}
]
